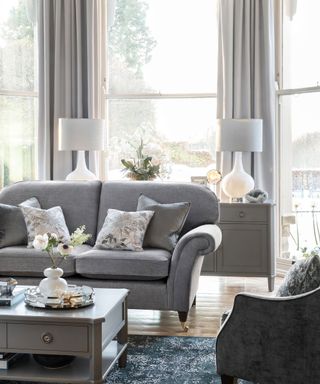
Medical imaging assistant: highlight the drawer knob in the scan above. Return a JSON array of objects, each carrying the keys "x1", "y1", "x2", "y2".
[
  {"x1": 42, "y1": 332, "x2": 54, "y2": 344},
  {"x1": 239, "y1": 211, "x2": 246, "y2": 218}
]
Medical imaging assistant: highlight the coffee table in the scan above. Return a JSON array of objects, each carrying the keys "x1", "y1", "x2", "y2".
[{"x1": 0, "y1": 287, "x2": 129, "y2": 384}]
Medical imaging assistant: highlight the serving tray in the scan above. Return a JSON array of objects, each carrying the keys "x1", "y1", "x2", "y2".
[{"x1": 24, "y1": 285, "x2": 95, "y2": 309}]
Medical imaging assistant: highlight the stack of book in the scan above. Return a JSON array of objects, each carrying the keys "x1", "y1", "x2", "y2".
[
  {"x1": 0, "y1": 352, "x2": 25, "y2": 369},
  {"x1": 0, "y1": 286, "x2": 26, "y2": 307}
]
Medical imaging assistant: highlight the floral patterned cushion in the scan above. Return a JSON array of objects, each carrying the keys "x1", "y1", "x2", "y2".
[
  {"x1": 276, "y1": 255, "x2": 320, "y2": 297},
  {"x1": 95, "y1": 209, "x2": 154, "y2": 251},
  {"x1": 20, "y1": 205, "x2": 70, "y2": 247}
]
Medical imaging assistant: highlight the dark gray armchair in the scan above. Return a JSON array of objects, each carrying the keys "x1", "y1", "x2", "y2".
[{"x1": 216, "y1": 287, "x2": 320, "y2": 384}]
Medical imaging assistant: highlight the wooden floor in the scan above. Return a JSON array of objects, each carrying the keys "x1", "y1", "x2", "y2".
[{"x1": 128, "y1": 275, "x2": 283, "y2": 337}]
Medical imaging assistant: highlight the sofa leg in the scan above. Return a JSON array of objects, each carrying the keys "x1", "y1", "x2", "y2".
[
  {"x1": 192, "y1": 296, "x2": 196, "y2": 307},
  {"x1": 221, "y1": 375, "x2": 238, "y2": 384},
  {"x1": 178, "y1": 311, "x2": 189, "y2": 332}
]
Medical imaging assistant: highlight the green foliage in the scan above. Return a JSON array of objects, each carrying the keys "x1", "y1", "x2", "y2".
[
  {"x1": 3, "y1": 163, "x2": 10, "y2": 186},
  {"x1": 70, "y1": 225, "x2": 92, "y2": 247},
  {"x1": 108, "y1": 0, "x2": 157, "y2": 156},
  {"x1": 121, "y1": 138, "x2": 160, "y2": 180},
  {"x1": 166, "y1": 142, "x2": 213, "y2": 167},
  {"x1": 109, "y1": 0, "x2": 156, "y2": 75},
  {"x1": 1, "y1": 0, "x2": 34, "y2": 41}
]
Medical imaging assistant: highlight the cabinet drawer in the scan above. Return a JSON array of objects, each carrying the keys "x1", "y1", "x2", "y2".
[
  {"x1": 220, "y1": 204, "x2": 268, "y2": 223},
  {"x1": 8, "y1": 323, "x2": 88, "y2": 353}
]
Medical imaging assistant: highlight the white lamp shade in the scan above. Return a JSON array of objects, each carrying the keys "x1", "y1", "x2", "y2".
[
  {"x1": 216, "y1": 119, "x2": 263, "y2": 152},
  {"x1": 58, "y1": 118, "x2": 105, "y2": 151}
]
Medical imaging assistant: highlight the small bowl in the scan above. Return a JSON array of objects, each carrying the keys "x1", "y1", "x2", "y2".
[{"x1": 33, "y1": 354, "x2": 75, "y2": 369}]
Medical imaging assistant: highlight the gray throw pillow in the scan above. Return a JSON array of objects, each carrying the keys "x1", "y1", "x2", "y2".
[
  {"x1": 20, "y1": 205, "x2": 70, "y2": 247},
  {"x1": 276, "y1": 255, "x2": 320, "y2": 297},
  {"x1": 0, "y1": 197, "x2": 41, "y2": 248},
  {"x1": 95, "y1": 208, "x2": 154, "y2": 251},
  {"x1": 137, "y1": 194, "x2": 191, "y2": 252}
]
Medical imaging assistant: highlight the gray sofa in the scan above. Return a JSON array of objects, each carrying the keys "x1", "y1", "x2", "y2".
[{"x1": 0, "y1": 180, "x2": 221, "y2": 329}]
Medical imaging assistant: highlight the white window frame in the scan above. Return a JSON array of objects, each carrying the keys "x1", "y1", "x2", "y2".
[{"x1": 276, "y1": 0, "x2": 320, "y2": 268}]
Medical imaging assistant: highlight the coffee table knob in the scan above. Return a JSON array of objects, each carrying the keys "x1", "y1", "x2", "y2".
[{"x1": 42, "y1": 332, "x2": 54, "y2": 344}]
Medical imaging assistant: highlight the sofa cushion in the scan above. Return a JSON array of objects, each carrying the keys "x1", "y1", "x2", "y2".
[
  {"x1": 0, "y1": 245, "x2": 91, "y2": 277},
  {"x1": 95, "y1": 209, "x2": 154, "y2": 251},
  {"x1": 0, "y1": 197, "x2": 41, "y2": 249},
  {"x1": 0, "y1": 181, "x2": 102, "y2": 245},
  {"x1": 276, "y1": 255, "x2": 320, "y2": 297},
  {"x1": 20, "y1": 205, "x2": 70, "y2": 247},
  {"x1": 76, "y1": 248, "x2": 171, "y2": 280},
  {"x1": 137, "y1": 194, "x2": 191, "y2": 251}
]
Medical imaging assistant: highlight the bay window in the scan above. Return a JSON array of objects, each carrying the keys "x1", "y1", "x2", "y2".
[
  {"x1": 0, "y1": 0, "x2": 38, "y2": 188},
  {"x1": 279, "y1": 0, "x2": 320, "y2": 259},
  {"x1": 105, "y1": 0, "x2": 218, "y2": 181}
]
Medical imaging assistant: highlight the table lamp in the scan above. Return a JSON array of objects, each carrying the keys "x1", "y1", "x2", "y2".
[
  {"x1": 58, "y1": 118, "x2": 105, "y2": 180},
  {"x1": 216, "y1": 119, "x2": 263, "y2": 202}
]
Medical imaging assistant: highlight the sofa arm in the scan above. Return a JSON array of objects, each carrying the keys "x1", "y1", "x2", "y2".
[
  {"x1": 167, "y1": 224, "x2": 222, "y2": 311},
  {"x1": 216, "y1": 288, "x2": 320, "y2": 383}
]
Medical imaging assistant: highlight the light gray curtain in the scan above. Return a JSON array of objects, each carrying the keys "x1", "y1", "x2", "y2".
[
  {"x1": 217, "y1": 0, "x2": 276, "y2": 200},
  {"x1": 38, "y1": 0, "x2": 105, "y2": 180}
]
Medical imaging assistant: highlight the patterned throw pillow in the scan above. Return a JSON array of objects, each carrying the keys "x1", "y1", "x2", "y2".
[
  {"x1": 95, "y1": 209, "x2": 154, "y2": 251},
  {"x1": 0, "y1": 197, "x2": 41, "y2": 249},
  {"x1": 276, "y1": 255, "x2": 320, "y2": 297},
  {"x1": 20, "y1": 205, "x2": 70, "y2": 247}
]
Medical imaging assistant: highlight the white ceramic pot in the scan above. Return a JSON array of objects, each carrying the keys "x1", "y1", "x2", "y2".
[{"x1": 39, "y1": 267, "x2": 68, "y2": 297}]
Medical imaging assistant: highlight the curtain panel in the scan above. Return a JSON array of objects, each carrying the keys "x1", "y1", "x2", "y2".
[
  {"x1": 217, "y1": 0, "x2": 276, "y2": 200},
  {"x1": 38, "y1": 0, "x2": 105, "y2": 180}
]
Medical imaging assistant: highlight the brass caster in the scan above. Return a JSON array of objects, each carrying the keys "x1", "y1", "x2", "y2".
[{"x1": 180, "y1": 322, "x2": 189, "y2": 332}]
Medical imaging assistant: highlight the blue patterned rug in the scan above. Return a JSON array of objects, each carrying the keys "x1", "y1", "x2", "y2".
[
  {"x1": 2, "y1": 335, "x2": 253, "y2": 384},
  {"x1": 107, "y1": 335, "x2": 252, "y2": 384}
]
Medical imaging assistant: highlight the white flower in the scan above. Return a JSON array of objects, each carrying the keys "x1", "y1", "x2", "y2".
[
  {"x1": 57, "y1": 243, "x2": 74, "y2": 256},
  {"x1": 33, "y1": 234, "x2": 49, "y2": 250},
  {"x1": 50, "y1": 233, "x2": 58, "y2": 241}
]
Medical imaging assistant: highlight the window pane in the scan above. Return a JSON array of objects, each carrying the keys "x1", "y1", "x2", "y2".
[
  {"x1": 108, "y1": 0, "x2": 218, "y2": 94},
  {"x1": 0, "y1": 95, "x2": 37, "y2": 188},
  {"x1": 106, "y1": 98, "x2": 216, "y2": 181},
  {"x1": 282, "y1": 0, "x2": 320, "y2": 88},
  {"x1": 280, "y1": 92, "x2": 320, "y2": 258},
  {"x1": 0, "y1": 0, "x2": 37, "y2": 92}
]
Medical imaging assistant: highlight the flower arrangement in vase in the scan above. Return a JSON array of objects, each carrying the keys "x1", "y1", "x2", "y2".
[{"x1": 33, "y1": 226, "x2": 91, "y2": 297}]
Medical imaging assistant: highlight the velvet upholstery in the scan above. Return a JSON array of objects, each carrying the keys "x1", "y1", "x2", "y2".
[{"x1": 216, "y1": 288, "x2": 320, "y2": 384}]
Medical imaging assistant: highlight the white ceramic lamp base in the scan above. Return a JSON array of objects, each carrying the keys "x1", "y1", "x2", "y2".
[
  {"x1": 66, "y1": 150, "x2": 97, "y2": 180},
  {"x1": 221, "y1": 152, "x2": 254, "y2": 202}
]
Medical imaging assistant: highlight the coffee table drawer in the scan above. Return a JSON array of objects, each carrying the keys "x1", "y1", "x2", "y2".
[{"x1": 8, "y1": 323, "x2": 88, "y2": 353}]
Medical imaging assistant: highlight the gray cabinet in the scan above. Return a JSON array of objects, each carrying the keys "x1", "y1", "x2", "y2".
[{"x1": 202, "y1": 202, "x2": 275, "y2": 291}]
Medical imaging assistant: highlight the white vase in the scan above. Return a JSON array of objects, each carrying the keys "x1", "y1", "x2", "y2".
[{"x1": 39, "y1": 267, "x2": 68, "y2": 297}]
